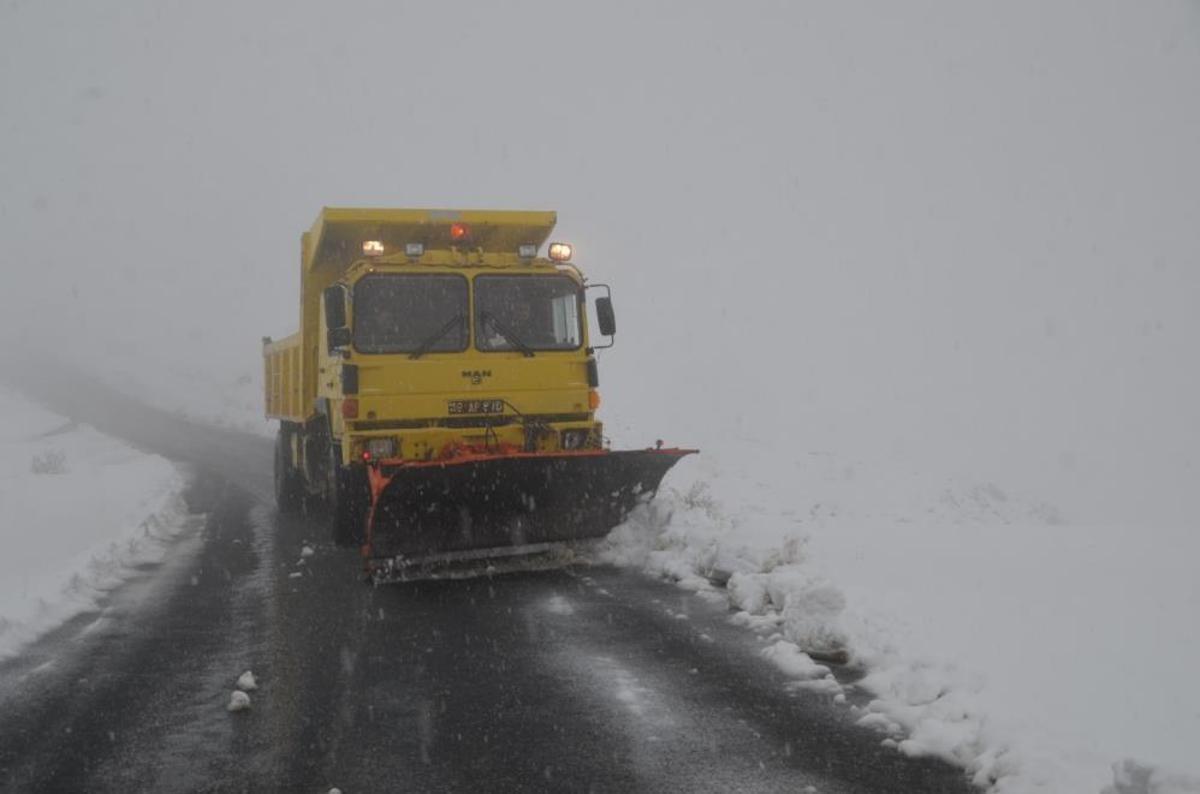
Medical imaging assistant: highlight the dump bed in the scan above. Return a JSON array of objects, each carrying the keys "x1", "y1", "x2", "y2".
[{"x1": 263, "y1": 332, "x2": 304, "y2": 421}]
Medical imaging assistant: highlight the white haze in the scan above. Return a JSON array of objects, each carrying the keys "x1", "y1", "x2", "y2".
[{"x1": 1, "y1": 1, "x2": 1197, "y2": 524}]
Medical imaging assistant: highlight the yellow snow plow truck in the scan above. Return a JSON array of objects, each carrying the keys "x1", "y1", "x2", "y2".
[{"x1": 264, "y1": 208, "x2": 694, "y2": 579}]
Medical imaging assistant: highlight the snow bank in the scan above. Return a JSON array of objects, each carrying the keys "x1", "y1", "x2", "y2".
[
  {"x1": 41, "y1": 347, "x2": 271, "y2": 437},
  {"x1": 97, "y1": 353, "x2": 271, "y2": 436},
  {"x1": 602, "y1": 439, "x2": 1200, "y2": 793},
  {"x1": 0, "y1": 386, "x2": 196, "y2": 659}
]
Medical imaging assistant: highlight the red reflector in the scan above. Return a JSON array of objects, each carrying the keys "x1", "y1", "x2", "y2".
[
  {"x1": 342, "y1": 398, "x2": 359, "y2": 419},
  {"x1": 449, "y1": 222, "x2": 469, "y2": 241},
  {"x1": 361, "y1": 451, "x2": 372, "y2": 462}
]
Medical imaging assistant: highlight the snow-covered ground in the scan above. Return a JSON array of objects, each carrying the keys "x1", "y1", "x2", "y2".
[
  {"x1": 102, "y1": 353, "x2": 271, "y2": 437},
  {"x1": 0, "y1": 385, "x2": 198, "y2": 659},
  {"x1": 37, "y1": 346, "x2": 273, "y2": 438},
  {"x1": 603, "y1": 438, "x2": 1200, "y2": 793},
  {"x1": 99, "y1": 349, "x2": 272, "y2": 437}
]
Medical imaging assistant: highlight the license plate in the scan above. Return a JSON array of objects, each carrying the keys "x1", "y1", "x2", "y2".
[{"x1": 447, "y1": 399, "x2": 504, "y2": 415}]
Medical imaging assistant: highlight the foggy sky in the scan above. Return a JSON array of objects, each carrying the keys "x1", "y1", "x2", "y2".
[{"x1": 2, "y1": 1, "x2": 1197, "y2": 523}]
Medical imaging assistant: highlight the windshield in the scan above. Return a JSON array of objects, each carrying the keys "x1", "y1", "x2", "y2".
[
  {"x1": 474, "y1": 274, "x2": 582, "y2": 352},
  {"x1": 353, "y1": 274, "x2": 468, "y2": 354}
]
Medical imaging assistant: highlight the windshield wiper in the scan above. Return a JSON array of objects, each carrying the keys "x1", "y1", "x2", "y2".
[
  {"x1": 480, "y1": 312, "x2": 535, "y2": 357},
  {"x1": 409, "y1": 314, "x2": 465, "y2": 360}
]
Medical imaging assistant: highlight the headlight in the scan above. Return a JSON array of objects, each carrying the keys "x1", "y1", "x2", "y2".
[
  {"x1": 548, "y1": 242, "x2": 573, "y2": 262},
  {"x1": 364, "y1": 438, "x2": 397, "y2": 460}
]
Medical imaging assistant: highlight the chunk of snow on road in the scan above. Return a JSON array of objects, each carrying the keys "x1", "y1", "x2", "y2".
[
  {"x1": 288, "y1": 571, "x2": 303, "y2": 579},
  {"x1": 236, "y1": 670, "x2": 258, "y2": 691},
  {"x1": 727, "y1": 572, "x2": 770, "y2": 614},
  {"x1": 761, "y1": 640, "x2": 832, "y2": 683},
  {"x1": 0, "y1": 387, "x2": 197, "y2": 660},
  {"x1": 544, "y1": 595, "x2": 574, "y2": 615},
  {"x1": 300, "y1": 545, "x2": 315, "y2": 558},
  {"x1": 856, "y1": 711, "x2": 902, "y2": 736},
  {"x1": 226, "y1": 690, "x2": 251, "y2": 712},
  {"x1": 729, "y1": 610, "x2": 783, "y2": 633},
  {"x1": 788, "y1": 676, "x2": 844, "y2": 695},
  {"x1": 1103, "y1": 760, "x2": 1200, "y2": 794}
]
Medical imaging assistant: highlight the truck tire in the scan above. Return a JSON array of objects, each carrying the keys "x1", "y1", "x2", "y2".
[
  {"x1": 274, "y1": 430, "x2": 304, "y2": 514},
  {"x1": 330, "y1": 463, "x2": 368, "y2": 547}
]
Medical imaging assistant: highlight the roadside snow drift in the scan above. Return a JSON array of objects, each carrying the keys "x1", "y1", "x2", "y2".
[
  {"x1": 603, "y1": 439, "x2": 1200, "y2": 794},
  {"x1": 0, "y1": 385, "x2": 194, "y2": 659}
]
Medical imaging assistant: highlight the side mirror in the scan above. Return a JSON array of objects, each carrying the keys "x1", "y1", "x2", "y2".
[
  {"x1": 327, "y1": 326, "x2": 352, "y2": 352},
  {"x1": 595, "y1": 296, "x2": 616, "y2": 338},
  {"x1": 323, "y1": 284, "x2": 348, "y2": 331}
]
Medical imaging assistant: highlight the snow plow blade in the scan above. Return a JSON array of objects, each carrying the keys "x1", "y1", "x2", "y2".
[{"x1": 363, "y1": 447, "x2": 695, "y2": 578}]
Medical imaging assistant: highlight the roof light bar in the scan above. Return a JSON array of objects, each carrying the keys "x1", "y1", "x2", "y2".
[{"x1": 548, "y1": 242, "x2": 573, "y2": 262}]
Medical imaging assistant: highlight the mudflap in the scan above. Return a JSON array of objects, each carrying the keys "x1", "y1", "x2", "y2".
[{"x1": 362, "y1": 448, "x2": 695, "y2": 579}]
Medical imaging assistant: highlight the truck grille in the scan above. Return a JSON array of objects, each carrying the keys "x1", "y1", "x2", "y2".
[{"x1": 352, "y1": 412, "x2": 591, "y2": 431}]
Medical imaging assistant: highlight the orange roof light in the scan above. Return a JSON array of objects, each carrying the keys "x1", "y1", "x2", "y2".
[{"x1": 449, "y1": 222, "x2": 470, "y2": 241}]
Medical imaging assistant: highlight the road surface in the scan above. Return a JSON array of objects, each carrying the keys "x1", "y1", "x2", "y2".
[{"x1": 0, "y1": 367, "x2": 974, "y2": 793}]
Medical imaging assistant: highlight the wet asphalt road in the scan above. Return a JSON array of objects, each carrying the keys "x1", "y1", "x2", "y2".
[{"x1": 0, "y1": 367, "x2": 976, "y2": 793}]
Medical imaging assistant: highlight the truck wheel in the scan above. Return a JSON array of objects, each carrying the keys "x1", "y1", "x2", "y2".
[
  {"x1": 274, "y1": 430, "x2": 304, "y2": 514},
  {"x1": 330, "y1": 464, "x2": 368, "y2": 547}
]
